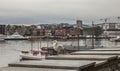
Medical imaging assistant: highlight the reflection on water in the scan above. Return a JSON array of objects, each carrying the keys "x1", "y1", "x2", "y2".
[{"x1": 0, "y1": 39, "x2": 120, "y2": 67}]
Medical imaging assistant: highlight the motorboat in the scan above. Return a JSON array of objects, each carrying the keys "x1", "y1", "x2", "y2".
[{"x1": 5, "y1": 32, "x2": 28, "y2": 40}]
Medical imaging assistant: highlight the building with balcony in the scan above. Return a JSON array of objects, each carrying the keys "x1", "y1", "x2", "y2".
[{"x1": 99, "y1": 23, "x2": 120, "y2": 37}]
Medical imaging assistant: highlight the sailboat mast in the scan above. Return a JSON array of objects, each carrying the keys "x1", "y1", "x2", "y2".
[
  {"x1": 40, "y1": 36, "x2": 42, "y2": 49},
  {"x1": 47, "y1": 36, "x2": 48, "y2": 48},
  {"x1": 92, "y1": 21, "x2": 94, "y2": 49},
  {"x1": 30, "y1": 37, "x2": 33, "y2": 50},
  {"x1": 78, "y1": 33, "x2": 80, "y2": 50},
  {"x1": 37, "y1": 37, "x2": 39, "y2": 50}
]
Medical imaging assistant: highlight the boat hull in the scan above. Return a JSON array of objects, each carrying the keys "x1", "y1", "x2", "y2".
[
  {"x1": 5, "y1": 38, "x2": 28, "y2": 40},
  {"x1": 0, "y1": 39, "x2": 5, "y2": 42},
  {"x1": 20, "y1": 54, "x2": 46, "y2": 60}
]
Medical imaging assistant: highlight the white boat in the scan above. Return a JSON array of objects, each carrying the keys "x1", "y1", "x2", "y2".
[
  {"x1": 20, "y1": 36, "x2": 48, "y2": 60},
  {"x1": 0, "y1": 34, "x2": 5, "y2": 42},
  {"x1": 0, "y1": 38, "x2": 5, "y2": 42},
  {"x1": 5, "y1": 32, "x2": 28, "y2": 40},
  {"x1": 20, "y1": 50, "x2": 47, "y2": 60},
  {"x1": 110, "y1": 36, "x2": 120, "y2": 42}
]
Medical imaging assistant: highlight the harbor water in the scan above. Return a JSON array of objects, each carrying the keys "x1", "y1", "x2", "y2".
[{"x1": 0, "y1": 39, "x2": 120, "y2": 67}]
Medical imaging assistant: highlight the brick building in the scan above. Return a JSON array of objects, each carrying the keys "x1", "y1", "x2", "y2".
[{"x1": 0, "y1": 25, "x2": 5, "y2": 34}]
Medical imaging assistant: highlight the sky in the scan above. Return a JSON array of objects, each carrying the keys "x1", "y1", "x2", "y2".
[{"x1": 0, "y1": 0, "x2": 120, "y2": 24}]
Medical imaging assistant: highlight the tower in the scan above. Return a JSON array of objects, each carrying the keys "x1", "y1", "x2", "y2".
[{"x1": 76, "y1": 20, "x2": 82, "y2": 28}]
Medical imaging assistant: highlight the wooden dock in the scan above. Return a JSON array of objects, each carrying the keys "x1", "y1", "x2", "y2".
[{"x1": 5, "y1": 47, "x2": 120, "y2": 71}]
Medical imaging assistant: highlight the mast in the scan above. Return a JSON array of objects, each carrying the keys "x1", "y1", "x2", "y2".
[
  {"x1": 92, "y1": 21, "x2": 94, "y2": 49},
  {"x1": 78, "y1": 32, "x2": 80, "y2": 50},
  {"x1": 46, "y1": 33, "x2": 50, "y2": 48},
  {"x1": 38, "y1": 37, "x2": 39, "y2": 50},
  {"x1": 76, "y1": 20, "x2": 82, "y2": 50},
  {"x1": 47, "y1": 34, "x2": 48, "y2": 48},
  {"x1": 30, "y1": 36, "x2": 33, "y2": 50},
  {"x1": 40, "y1": 36, "x2": 42, "y2": 49}
]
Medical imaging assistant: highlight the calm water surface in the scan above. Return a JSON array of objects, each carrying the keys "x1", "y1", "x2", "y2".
[{"x1": 0, "y1": 39, "x2": 120, "y2": 67}]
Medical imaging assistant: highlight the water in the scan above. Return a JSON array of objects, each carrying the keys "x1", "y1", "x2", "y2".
[{"x1": 0, "y1": 39, "x2": 120, "y2": 67}]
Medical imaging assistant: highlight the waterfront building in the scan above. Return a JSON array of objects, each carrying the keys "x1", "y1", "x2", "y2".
[
  {"x1": 68, "y1": 28, "x2": 79, "y2": 36},
  {"x1": 0, "y1": 25, "x2": 5, "y2": 34},
  {"x1": 2, "y1": 21, "x2": 84, "y2": 37},
  {"x1": 99, "y1": 23, "x2": 120, "y2": 37}
]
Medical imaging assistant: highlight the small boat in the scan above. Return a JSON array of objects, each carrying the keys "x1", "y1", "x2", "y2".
[
  {"x1": 20, "y1": 50, "x2": 48, "y2": 60},
  {"x1": 110, "y1": 36, "x2": 120, "y2": 42},
  {"x1": 20, "y1": 36, "x2": 48, "y2": 60},
  {"x1": 0, "y1": 38, "x2": 5, "y2": 42}
]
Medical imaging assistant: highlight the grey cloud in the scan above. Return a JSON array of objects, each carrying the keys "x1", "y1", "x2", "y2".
[{"x1": 0, "y1": 0, "x2": 120, "y2": 24}]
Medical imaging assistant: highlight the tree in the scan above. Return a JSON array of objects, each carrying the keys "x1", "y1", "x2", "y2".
[{"x1": 94, "y1": 26, "x2": 103, "y2": 37}]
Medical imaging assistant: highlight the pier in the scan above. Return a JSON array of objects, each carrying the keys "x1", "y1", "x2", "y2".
[{"x1": 3, "y1": 47, "x2": 120, "y2": 71}]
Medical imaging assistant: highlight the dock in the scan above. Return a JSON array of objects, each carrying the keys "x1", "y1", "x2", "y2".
[
  {"x1": 9, "y1": 60, "x2": 95, "y2": 70},
  {"x1": 0, "y1": 67, "x2": 76, "y2": 71},
  {"x1": 4, "y1": 47, "x2": 120, "y2": 71},
  {"x1": 47, "y1": 55, "x2": 117, "y2": 60}
]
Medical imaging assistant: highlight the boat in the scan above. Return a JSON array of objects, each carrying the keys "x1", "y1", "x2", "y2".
[
  {"x1": 20, "y1": 50, "x2": 48, "y2": 60},
  {"x1": 0, "y1": 38, "x2": 5, "y2": 42},
  {"x1": 0, "y1": 34, "x2": 5, "y2": 42},
  {"x1": 5, "y1": 31, "x2": 28, "y2": 40},
  {"x1": 20, "y1": 36, "x2": 48, "y2": 60},
  {"x1": 110, "y1": 36, "x2": 120, "y2": 42}
]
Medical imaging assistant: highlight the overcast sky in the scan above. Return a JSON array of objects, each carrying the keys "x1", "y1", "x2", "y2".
[{"x1": 0, "y1": 0, "x2": 120, "y2": 24}]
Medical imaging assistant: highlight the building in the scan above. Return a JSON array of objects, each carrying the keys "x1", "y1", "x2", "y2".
[
  {"x1": 99, "y1": 23, "x2": 120, "y2": 37},
  {"x1": 76, "y1": 20, "x2": 83, "y2": 28},
  {"x1": 0, "y1": 25, "x2": 5, "y2": 34}
]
